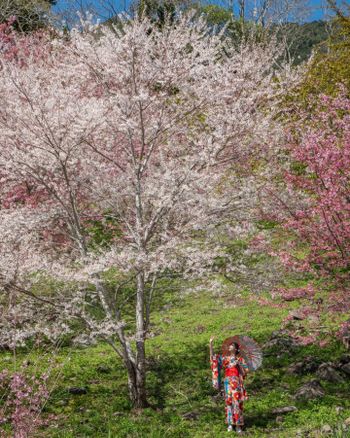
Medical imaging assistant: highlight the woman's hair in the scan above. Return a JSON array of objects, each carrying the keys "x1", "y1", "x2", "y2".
[{"x1": 232, "y1": 342, "x2": 240, "y2": 353}]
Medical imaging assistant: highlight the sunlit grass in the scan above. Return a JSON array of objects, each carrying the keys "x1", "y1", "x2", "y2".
[{"x1": 0, "y1": 289, "x2": 349, "y2": 437}]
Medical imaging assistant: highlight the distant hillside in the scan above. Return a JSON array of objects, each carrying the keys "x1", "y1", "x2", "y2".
[{"x1": 283, "y1": 20, "x2": 330, "y2": 64}]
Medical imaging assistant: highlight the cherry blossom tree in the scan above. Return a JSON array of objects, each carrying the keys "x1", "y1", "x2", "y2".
[
  {"x1": 257, "y1": 92, "x2": 350, "y2": 310},
  {"x1": 286, "y1": 94, "x2": 350, "y2": 279},
  {"x1": 0, "y1": 15, "x2": 295, "y2": 407},
  {"x1": 280, "y1": 94, "x2": 350, "y2": 282}
]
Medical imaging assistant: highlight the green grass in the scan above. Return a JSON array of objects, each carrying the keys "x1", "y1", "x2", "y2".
[{"x1": 1, "y1": 289, "x2": 349, "y2": 437}]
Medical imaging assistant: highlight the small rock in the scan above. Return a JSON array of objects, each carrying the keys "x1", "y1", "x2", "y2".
[
  {"x1": 321, "y1": 424, "x2": 332, "y2": 434},
  {"x1": 339, "y1": 354, "x2": 350, "y2": 366},
  {"x1": 335, "y1": 406, "x2": 344, "y2": 414},
  {"x1": 289, "y1": 310, "x2": 305, "y2": 320},
  {"x1": 275, "y1": 416, "x2": 284, "y2": 423},
  {"x1": 96, "y1": 365, "x2": 111, "y2": 374},
  {"x1": 341, "y1": 363, "x2": 350, "y2": 375},
  {"x1": 344, "y1": 417, "x2": 350, "y2": 426},
  {"x1": 287, "y1": 356, "x2": 321, "y2": 375},
  {"x1": 68, "y1": 386, "x2": 88, "y2": 395},
  {"x1": 287, "y1": 361, "x2": 304, "y2": 375},
  {"x1": 307, "y1": 314, "x2": 320, "y2": 324},
  {"x1": 316, "y1": 363, "x2": 344, "y2": 383},
  {"x1": 272, "y1": 406, "x2": 298, "y2": 414},
  {"x1": 263, "y1": 330, "x2": 297, "y2": 354},
  {"x1": 182, "y1": 411, "x2": 199, "y2": 420},
  {"x1": 294, "y1": 380, "x2": 324, "y2": 400}
]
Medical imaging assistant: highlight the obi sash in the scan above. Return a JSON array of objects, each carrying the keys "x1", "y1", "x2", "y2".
[{"x1": 225, "y1": 366, "x2": 239, "y2": 377}]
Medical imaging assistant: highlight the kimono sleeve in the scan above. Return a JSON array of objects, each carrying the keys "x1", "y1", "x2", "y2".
[
  {"x1": 238, "y1": 356, "x2": 249, "y2": 377},
  {"x1": 210, "y1": 353, "x2": 222, "y2": 390}
]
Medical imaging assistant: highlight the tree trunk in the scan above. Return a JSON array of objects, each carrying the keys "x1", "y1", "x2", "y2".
[
  {"x1": 133, "y1": 271, "x2": 148, "y2": 408},
  {"x1": 125, "y1": 358, "x2": 148, "y2": 408},
  {"x1": 95, "y1": 272, "x2": 148, "y2": 408},
  {"x1": 238, "y1": 0, "x2": 245, "y2": 20}
]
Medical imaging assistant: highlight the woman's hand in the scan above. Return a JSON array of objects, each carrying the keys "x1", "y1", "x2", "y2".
[
  {"x1": 209, "y1": 336, "x2": 215, "y2": 357},
  {"x1": 237, "y1": 363, "x2": 247, "y2": 377}
]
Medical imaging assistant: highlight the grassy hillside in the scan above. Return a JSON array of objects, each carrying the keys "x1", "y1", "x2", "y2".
[{"x1": 1, "y1": 287, "x2": 349, "y2": 437}]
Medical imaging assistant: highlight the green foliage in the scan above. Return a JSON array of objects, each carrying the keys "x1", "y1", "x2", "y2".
[
  {"x1": 85, "y1": 215, "x2": 122, "y2": 251},
  {"x1": 256, "y1": 219, "x2": 279, "y2": 230},
  {"x1": 293, "y1": 15, "x2": 350, "y2": 105},
  {"x1": 195, "y1": 4, "x2": 232, "y2": 28}
]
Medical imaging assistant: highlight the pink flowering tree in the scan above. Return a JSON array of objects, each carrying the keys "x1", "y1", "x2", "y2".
[
  {"x1": 0, "y1": 368, "x2": 50, "y2": 438},
  {"x1": 256, "y1": 92, "x2": 350, "y2": 314},
  {"x1": 280, "y1": 94, "x2": 350, "y2": 283},
  {"x1": 0, "y1": 15, "x2": 295, "y2": 407}
]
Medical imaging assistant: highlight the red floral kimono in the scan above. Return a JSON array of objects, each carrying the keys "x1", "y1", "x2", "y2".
[{"x1": 210, "y1": 354, "x2": 249, "y2": 426}]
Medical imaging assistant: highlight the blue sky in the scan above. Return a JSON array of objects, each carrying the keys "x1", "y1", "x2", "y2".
[
  {"x1": 53, "y1": 0, "x2": 342, "y2": 22},
  {"x1": 308, "y1": 0, "x2": 334, "y2": 20}
]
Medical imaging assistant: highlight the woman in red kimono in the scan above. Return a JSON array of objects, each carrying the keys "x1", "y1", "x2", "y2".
[{"x1": 209, "y1": 336, "x2": 249, "y2": 433}]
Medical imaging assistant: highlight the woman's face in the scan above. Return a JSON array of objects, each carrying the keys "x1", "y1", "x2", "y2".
[{"x1": 228, "y1": 343, "x2": 237, "y2": 354}]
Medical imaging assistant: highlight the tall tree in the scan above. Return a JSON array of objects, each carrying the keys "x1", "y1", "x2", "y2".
[{"x1": 0, "y1": 15, "x2": 294, "y2": 408}]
